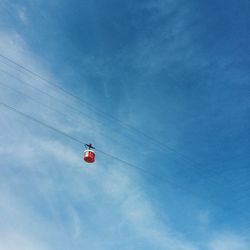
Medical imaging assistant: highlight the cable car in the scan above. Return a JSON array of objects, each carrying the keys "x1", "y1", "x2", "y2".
[{"x1": 83, "y1": 144, "x2": 95, "y2": 163}]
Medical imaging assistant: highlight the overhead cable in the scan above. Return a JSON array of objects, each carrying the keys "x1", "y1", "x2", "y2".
[
  {"x1": 1, "y1": 100, "x2": 249, "y2": 220},
  {"x1": 0, "y1": 53, "x2": 201, "y2": 167}
]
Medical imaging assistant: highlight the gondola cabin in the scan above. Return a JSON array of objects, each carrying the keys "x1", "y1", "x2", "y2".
[
  {"x1": 83, "y1": 144, "x2": 95, "y2": 163},
  {"x1": 83, "y1": 149, "x2": 95, "y2": 163}
]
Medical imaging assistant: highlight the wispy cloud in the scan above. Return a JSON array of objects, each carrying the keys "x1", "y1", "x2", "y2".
[
  {"x1": 0, "y1": 31, "x2": 201, "y2": 249},
  {"x1": 0, "y1": 1, "x2": 250, "y2": 248},
  {"x1": 209, "y1": 232, "x2": 250, "y2": 250},
  {"x1": 18, "y1": 7, "x2": 28, "y2": 25}
]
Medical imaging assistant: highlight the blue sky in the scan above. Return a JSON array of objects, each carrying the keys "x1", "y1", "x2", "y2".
[{"x1": 0, "y1": 0, "x2": 250, "y2": 249}]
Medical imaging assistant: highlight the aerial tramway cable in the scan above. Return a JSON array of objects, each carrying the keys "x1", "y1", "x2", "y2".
[
  {"x1": 0, "y1": 100, "x2": 191, "y2": 191},
  {"x1": 1, "y1": 54, "x2": 247, "y2": 192},
  {"x1": 1, "y1": 100, "x2": 250, "y2": 221},
  {"x1": 0, "y1": 53, "x2": 201, "y2": 167},
  {"x1": 2, "y1": 78, "x2": 246, "y2": 196},
  {"x1": 0, "y1": 59, "x2": 233, "y2": 190},
  {"x1": 0, "y1": 58, "x2": 229, "y2": 188}
]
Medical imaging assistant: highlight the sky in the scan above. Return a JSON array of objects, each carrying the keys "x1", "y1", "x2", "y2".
[{"x1": 0, "y1": 0, "x2": 250, "y2": 249}]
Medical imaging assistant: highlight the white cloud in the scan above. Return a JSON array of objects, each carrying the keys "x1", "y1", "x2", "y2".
[
  {"x1": 209, "y1": 232, "x2": 250, "y2": 250},
  {"x1": 18, "y1": 7, "x2": 28, "y2": 25},
  {"x1": 0, "y1": 190, "x2": 50, "y2": 250},
  {"x1": 0, "y1": 233, "x2": 49, "y2": 250},
  {"x1": 100, "y1": 167, "x2": 198, "y2": 250},
  {"x1": 0, "y1": 29, "x2": 249, "y2": 250},
  {"x1": 197, "y1": 210, "x2": 210, "y2": 226}
]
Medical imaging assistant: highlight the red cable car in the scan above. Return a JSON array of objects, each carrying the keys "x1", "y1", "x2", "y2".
[{"x1": 83, "y1": 144, "x2": 95, "y2": 163}]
